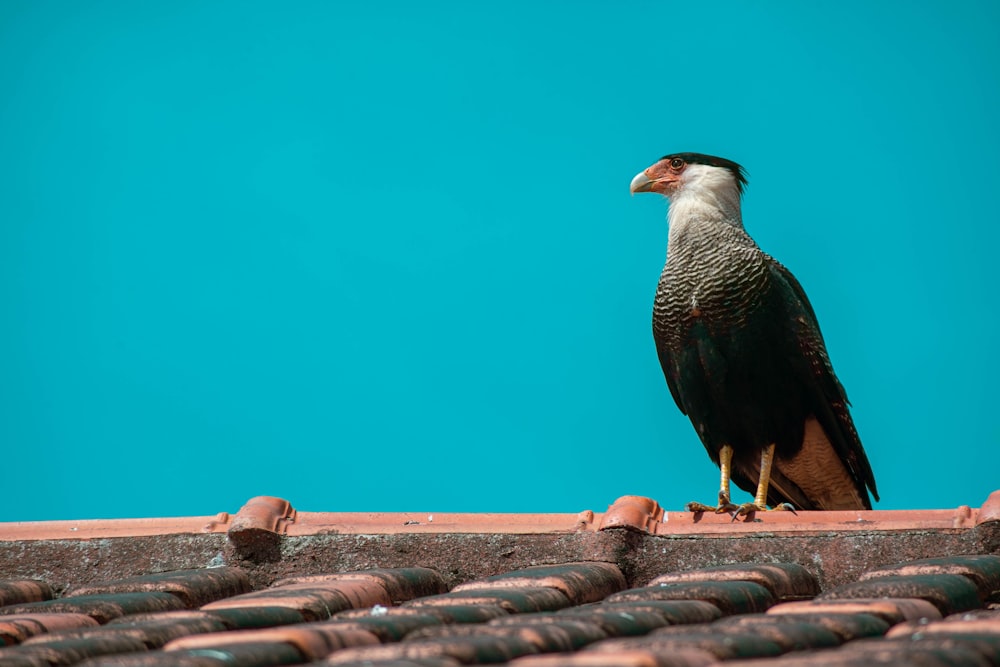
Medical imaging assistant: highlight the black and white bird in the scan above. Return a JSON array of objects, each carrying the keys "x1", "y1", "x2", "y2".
[{"x1": 630, "y1": 153, "x2": 878, "y2": 516}]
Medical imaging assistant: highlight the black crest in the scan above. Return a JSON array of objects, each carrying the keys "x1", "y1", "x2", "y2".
[{"x1": 662, "y1": 153, "x2": 749, "y2": 194}]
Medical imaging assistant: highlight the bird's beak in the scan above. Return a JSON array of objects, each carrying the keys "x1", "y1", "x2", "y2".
[{"x1": 630, "y1": 170, "x2": 653, "y2": 194}]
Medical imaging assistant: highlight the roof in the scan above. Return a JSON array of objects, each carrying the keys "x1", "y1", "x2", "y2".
[{"x1": 1, "y1": 491, "x2": 999, "y2": 666}]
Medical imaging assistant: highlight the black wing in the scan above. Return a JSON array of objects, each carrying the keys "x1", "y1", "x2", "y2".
[{"x1": 766, "y1": 257, "x2": 879, "y2": 505}]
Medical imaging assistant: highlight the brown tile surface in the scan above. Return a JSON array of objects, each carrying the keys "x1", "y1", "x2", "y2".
[
  {"x1": 0, "y1": 492, "x2": 999, "y2": 665},
  {"x1": 0, "y1": 581, "x2": 53, "y2": 607},
  {"x1": 66, "y1": 567, "x2": 251, "y2": 608},
  {"x1": 817, "y1": 573, "x2": 983, "y2": 615},
  {"x1": 646, "y1": 562, "x2": 819, "y2": 601},
  {"x1": 606, "y1": 580, "x2": 776, "y2": 614}
]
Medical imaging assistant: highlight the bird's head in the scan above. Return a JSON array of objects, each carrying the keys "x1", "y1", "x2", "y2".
[{"x1": 629, "y1": 153, "x2": 747, "y2": 200}]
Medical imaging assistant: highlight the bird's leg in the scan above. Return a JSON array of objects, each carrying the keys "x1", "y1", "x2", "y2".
[
  {"x1": 733, "y1": 443, "x2": 796, "y2": 519},
  {"x1": 685, "y1": 444, "x2": 740, "y2": 513}
]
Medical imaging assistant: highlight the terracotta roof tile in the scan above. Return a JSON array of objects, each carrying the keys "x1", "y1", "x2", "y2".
[
  {"x1": 77, "y1": 640, "x2": 306, "y2": 666},
  {"x1": 606, "y1": 580, "x2": 775, "y2": 615},
  {"x1": 452, "y1": 562, "x2": 627, "y2": 605},
  {"x1": 19, "y1": 614, "x2": 228, "y2": 648},
  {"x1": 0, "y1": 581, "x2": 53, "y2": 607},
  {"x1": 404, "y1": 618, "x2": 607, "y2": 652},
  {"x1": 646, "y1": 562, "x2": 820, "y2": 601},
  {"x1": 318, "y1": 614, "x2": 446, "y2": 641},
  {"x1": 0, "y1": 592, "x2": 186, "y2": 623},
  {"x1": 0, "y1": 634, "x2": 148, "y2": 665},
  {"x1": 817, "y1": 573, "x2": 982, "y2": 616},
  {"x1": 203, "y1": 605, "x2": 308, "y2": 629},
  {"x1": 509, "y1": 649, "x2": 718, "y2": 667},
  {"x1": 162, "y1": 624, "x2": 380, "y2": 661},
  {"x1": 704, "y1": 616, "x2": 843, "y2": 651},
  {"x1": 0, "y1": 613, "x2": 99, "y2": 646},
  {"x1": 767, "y1": 597, "x2": 943, "y2": 624},
  {"x1": 405, "y1": 587, "x2": 573, "y2": 614},
  {"x1": 336, "y1": 603, "x2": 510, "y2": 624},
  {"x1": 860, "y1": 554, "x2": 1000, "y2": 604},
  {"x1": 585, "y1": 630, "x2": 785, "y2": 660},
  {"x1": 201, "y1": 579, "x2": 393, "y2": 621},
  {"x1": 548, "y1": 609, "x2": 670, "y2": 637},
  {"x1": 743, "y1": 610, "x2": 890, "y2": 641},
  {"x1": 272, "y1": 567, "x2": 449, "y2": 603},
  {"x1": 66, "y1": 567, "x2": 251, "y2": 608},
  {"x1": 588, "y1": 600, "x2": 723, "y2": 626},
  {"x1": 323, "y1": 634, "x2": 540, "y2": 664}
]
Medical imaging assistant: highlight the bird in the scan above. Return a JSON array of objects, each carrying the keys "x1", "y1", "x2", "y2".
[{"x1": 629, "y1": 153, "x2": 878, "y2": 516}]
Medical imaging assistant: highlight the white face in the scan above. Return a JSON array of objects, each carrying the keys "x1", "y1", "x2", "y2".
[{"x1": 630, "y1": 157, "x2": 740, "y2": 201}]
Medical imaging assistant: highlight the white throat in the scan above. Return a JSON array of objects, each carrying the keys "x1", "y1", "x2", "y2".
[{"x1": 666, "y1": 164, "x2": 744, "y2": 233}]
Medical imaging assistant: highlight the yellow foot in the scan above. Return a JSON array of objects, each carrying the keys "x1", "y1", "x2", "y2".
[
  {"x1": 685, "y1": 491, "x2": 739, "y2": 515},
  {"x1": 731, "y1": 502, "x2": 797, "y2": 521}
]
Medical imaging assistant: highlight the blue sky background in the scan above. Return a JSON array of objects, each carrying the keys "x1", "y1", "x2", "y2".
[{"x1": 2, "y1": 2, "x2": 998, "y2": 522}]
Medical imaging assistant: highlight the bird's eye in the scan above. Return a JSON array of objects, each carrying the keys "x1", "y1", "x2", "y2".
[{"x1": 669, "y1": 158, "x2": 685, "y2": 170}]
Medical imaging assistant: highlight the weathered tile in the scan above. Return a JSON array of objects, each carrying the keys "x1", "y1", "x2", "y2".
[
  {"x1": 606, "y1": 581, "x2": 775, "y2": 615},
  {"x1": 861, "y1": 555, "x2": 1000, "y2": 604},
  {"x1": 0, "y1": 613, "x2": 99, "y2": 646},
  {"x1": 818, "y1": 574, "x2": 982, "y2": 616},
  {"x1": 20, "y1": 615, "x2": 228, "y2": 648},
  {"x1": 0, "y1": 581, "x2": 53, "y2": 607},
  {"x1": 0, "y1": 593, "x2": 186, "y2": 623},
  {"x1": 163, "y1": 625, "x2": 380, "y2": 661},
  {"x1": 202, "y1": 580, "x2": 391, "y2": 621},
  {"x1": 743, "y1": 610, "x2": 890, "y2": 641},
  {"x1": 453, "y1": 562, "x2": 626, "y2": 605},
  {"x1": 0, "y1": 635, "x2": 148, "y2": 665},
  {"x1": 647, "y1": 562, "x2": 819, "y2": 601},
  {"x1": 770, "y1": 597, "x2": 943, "y2": 624},
  {"x1": 336, "y1": 604, "x2": 509, "y2": 624},
  {"x1": 585, "y1": 631, "x2": 785, "y2": 660},
  {"x1": 274, "y1": 567, "x2": 448, "y2": 603},
  {"x1": 405, "y1": 587, "x2": 572, "y2": 614},
  {"x1": 67, "y1": 567, "x2": 251, "y2": 608},
  {"x1": 323, "y1": 635, "x2": 540, "y2": 664},
  {"x1": 552, "y1": 609, "x2": 669, "y2": 637},
  {"x1": 590, "y1": 600, "x2": 723, "y2": 625},
  {"x1": 509, "y1": 649, "x2": 718, "y2": 667},
  {"x1": 77, "y1": 640, "x2": 305, "y2": 666}
]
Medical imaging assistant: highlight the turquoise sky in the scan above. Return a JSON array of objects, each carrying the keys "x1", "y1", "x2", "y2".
[{"x1": 2, "y1": 2, "x2": 998, "y2": 521}]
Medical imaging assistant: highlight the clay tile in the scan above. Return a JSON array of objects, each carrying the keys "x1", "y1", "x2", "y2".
[
  {"x1": 66, "y1": 567, "x2": 252, "y2": 609},
  {"x1": 818, "y1": 573, "x2": 983, "y2": 616},
  {"x1": 273, "y1": 567, "x2": 448, "y2": 604},
  {"x1": 744, "y1": 611, "x2": 890, "y2": 641},
  {"x1": 508, "y1": 650, "x2": 718, "y2": 667},
  {"x1": 486, "y1": 613, "x2": 608, "y2": 650},
  {"x1": 323, "y1": 635, "x2": 540, "y2": 665},
  {"x1": 318, "y1": 614, "x2": 445, "y2": 642},
  {"x1": 405, "y1": 620, "x2": 605, "y2": 652},
  {"x1": 0, "y1": 592, "x2": 186, "y2": 624},
  {"x1": 228, "y1": 496, "x2": 295, "y2": 535},
  {"x1": 203, "y1": 605, "x2": 307, "y2": 629},
  {"x1": 888, "y1": 613, "x2": 1000, "y2": 639},
  {"x1": 978, "y1": 489, "x2": 1000, "y2": 526},
  {"x1": 885, "y1": 635, "x2": 1000, "y2": 666},
  {"x1": 553, "y1": 609, "x2": 669, "y2": 637},
  {"x1": 585, "y1": 632, "x2": 784, "y2": 660},
  {"x1": 0, "y1": 635, "x2": 148, "y2": 665},
  {"x1": 606, "y1": 580, "x2": 775, "y2": 615},
  {"x1": 20, "y1": 615, "x2": 228, "y2": 649},
  {"x1": 861, "y1": 555, "x2": 1000, "y2": 604},
  {"x1": 0, "y1": 581, "x2": 53, "y2": 607},
  {"x1": 768, "y1": 598, "x2": 942, "y2": 625},
  {"x1": 647, "y1": 562, "x2": 820, "y2": 601},
  {"x1": 705, "y1": 617, "x2": 842, "y2": 651},
  {"x1": 405, "y1": 587, "x2": 572, "y2": 614},
  {"x1": 0, "y1": 614, "x2": 99, "y2": 645},
  {"x1": 79, "y1": 640, "x2": 306, "y2": 666},
  {"x1": 592, "y1": 600, "x2": 723, "y2": 626},
  {"x1": 163, "y1": 625, "x2": 380, "y2": 661},
  {"x1": 201, "y1": 580, "x2": 392, "y2": 622},
  {"x1": 598, "y1": 496, "x2": 664, "y2": 534},
  {"x1": 821, "y1": 636, "x2": 996, "y2": 667},
  {"x1": 335, "y1": 604, "x2": 510, "y2": 624},
  {"x1": 453, "y1": 562, "x2": 627, "y2": 605}
]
